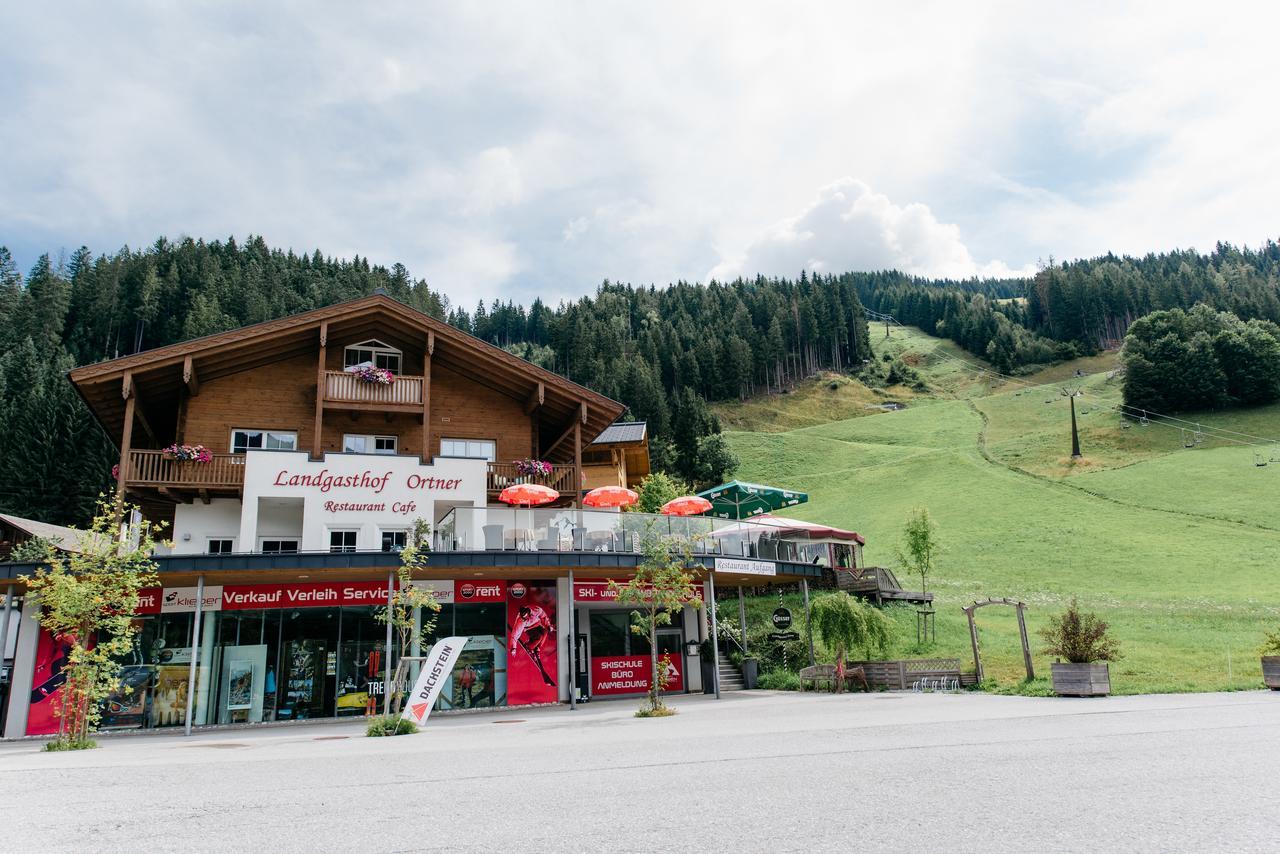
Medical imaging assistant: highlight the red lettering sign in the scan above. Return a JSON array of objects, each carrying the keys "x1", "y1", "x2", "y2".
[
  {"x1": 456, "y1": 580, "x2": 506, "y2": 603},
  {"x1": 591, "y1": 654, "x2": 683, "y2": 696}
]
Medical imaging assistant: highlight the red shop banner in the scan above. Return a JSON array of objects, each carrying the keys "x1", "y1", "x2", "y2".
[
  {"x1": 505, "y1": 581, "x2": 558, "y2": 705},
  {"x1": 456, "y1": 580, "x2": 506, "y2": 603},
  {"x1": 221, "y1": 580, "x2": 389, "y2": 610},
  {"x1": 574, "y1": 580, "x2": 699, "y2": 604},
  {"x1": 591, "y1": 654, "x2": 683, "y2": 696},
  {"x1": 137, "y1": 587, "x2": 162, "y2": 615}
]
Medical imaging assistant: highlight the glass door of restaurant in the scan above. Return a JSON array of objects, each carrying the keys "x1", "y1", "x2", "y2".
[{"x1": 655, "y1": 628, "x2": 686, "y2": 694}]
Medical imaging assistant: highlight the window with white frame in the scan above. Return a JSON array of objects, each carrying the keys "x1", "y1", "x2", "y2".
[
  {"x1": 439, "y1": 438, "x2": 496, "y2": 461},
  {"x1": 260, "y1": 539, "x2": 299, "y2": 555},
  {"x1": 380, "y1": 530, "x2": 407, "y2": 553},
  {"x1": 231, "y1": 429, "x2": 297, "y2": 454},
  {"x1": 207, "y1": 538, "x2": 234, "y2": 555},
  {"x1": 329, "y1": 530, "x2": 358, "y2": 553},
  {"x1": 343, "y1": 339, "x2": 401, "y2": 374},
  {"x1": 343, "y1": 434, "x2": 398, "y2": 455}
]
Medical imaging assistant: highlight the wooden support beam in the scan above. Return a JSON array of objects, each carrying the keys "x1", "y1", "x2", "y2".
[
  {"x1": 198, "y1": 489, "x2": 211, "y2": 506},
  {"x1": 542, "y1": 419, "x2": 578, "y2": 459},
  {"x1": 182, "y1": 355, "x2": 200, "y2": 395},
  {"x1": 421, "y1": 337, "x2": 433, "y2": 463},
  {"x1": 116, "y1": 391, "x2": 135, "y2": 504},
  {"x1": 573, "y1": 420, "x2": 582, "y2": 508},
  {"x1": 313, "y1": 322, "x2": 327, "y2": 460},
  {"x1": 580, "y1": 401, "x2": 589, "y2": 424},
  {"x1": 524, "y1": 382, "x2": 544, "y2": 416}
]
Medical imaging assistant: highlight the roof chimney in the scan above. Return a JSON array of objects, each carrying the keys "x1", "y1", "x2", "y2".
[{"x1": 372, "y1": 286, "x2": 388, "y2": 296}]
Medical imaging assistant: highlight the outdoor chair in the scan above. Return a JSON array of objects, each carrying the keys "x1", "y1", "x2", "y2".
[
  {"x1": 482, "y1": 524, "x2": 504, "y2": 550},
  {"x1": 571, "y1": 527, "x2": 586, "y2": 550}
]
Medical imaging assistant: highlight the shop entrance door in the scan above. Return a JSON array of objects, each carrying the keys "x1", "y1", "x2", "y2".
[{"x1": 655, "y1": 628, "x2": 686, "y2": 693}]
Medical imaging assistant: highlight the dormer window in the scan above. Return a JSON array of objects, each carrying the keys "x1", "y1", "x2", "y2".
[{"x1": 344, "y1": 339, "x2": 401, "y2": 374}]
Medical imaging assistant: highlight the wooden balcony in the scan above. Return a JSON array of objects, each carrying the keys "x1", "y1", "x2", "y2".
[
  {"x1": 323, "y1": 370, "x2": 424, "y2": 411},
  {"x1": 485, "y1": 463, "x2": 580, "y2": 500},
  {"x1": 126, "y1": 449, "x2": 245, "y2": 500}
]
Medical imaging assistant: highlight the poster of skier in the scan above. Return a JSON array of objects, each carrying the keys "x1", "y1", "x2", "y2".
[{"x1": 505, "y1": 581, "x2": 557, "y2": 705}]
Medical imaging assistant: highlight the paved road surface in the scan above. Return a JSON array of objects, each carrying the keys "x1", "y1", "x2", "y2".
[{"x1": 2, "y1": 690, "x2": 1277, "y2": 852}]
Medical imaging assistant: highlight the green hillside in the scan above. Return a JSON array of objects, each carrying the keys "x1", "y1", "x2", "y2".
[{"x1": 719, "y1": 325, "x2": 1280, "y2": 694}]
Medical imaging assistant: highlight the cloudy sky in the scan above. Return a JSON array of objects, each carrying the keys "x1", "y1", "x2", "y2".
[{"x1": 2, "y1": 2, "x2": 1278, "y2": 306}]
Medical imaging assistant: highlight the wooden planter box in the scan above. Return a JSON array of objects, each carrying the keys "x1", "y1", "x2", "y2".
[
  {"x1": 1051, "y1": 662, "x2": 1111, "y2": 697},
  {"x1": 1263, "y1": 656, "x2": 1280, "y2": 690}
]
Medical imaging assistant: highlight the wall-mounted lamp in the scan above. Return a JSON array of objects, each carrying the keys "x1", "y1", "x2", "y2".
[{"x1": 182, "y1": 533, "x2": 191, "y2": 542}]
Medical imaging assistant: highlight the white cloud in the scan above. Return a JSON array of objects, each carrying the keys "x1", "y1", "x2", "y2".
[
  {"x1": 2, "y1": 2, "x2": 1280, "y2": 303},
  {"x1": 709, "y1": 179, "x2": 1031, "y2": 281}
]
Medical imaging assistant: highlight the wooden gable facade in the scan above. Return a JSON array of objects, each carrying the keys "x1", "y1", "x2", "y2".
[{"x1": 69, "y1": 294, "x2": 626, "y2": 513}]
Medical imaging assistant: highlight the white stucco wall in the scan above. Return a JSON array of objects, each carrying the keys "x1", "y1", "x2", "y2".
[
  {"x1": 239, "y1": 450, "x2": 488, "y2": 552},
  {"x1": 172, "y1": 499, "x2": 243, "y2": 555}
]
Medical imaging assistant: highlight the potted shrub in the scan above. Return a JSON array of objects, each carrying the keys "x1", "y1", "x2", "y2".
[
  {"x1": 1039, "y1": 599, "x2": 1121, "y2": 697},
  {"x1": 1260, "y1": 629, "x2": 1280, "y2": 690}
]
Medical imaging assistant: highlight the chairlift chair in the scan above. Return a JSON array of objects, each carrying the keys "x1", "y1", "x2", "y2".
[
  {"x1": 1270, "y1": 444, "x2": 1280, "y2": 463},
  {"x1": 1254, "y1": 452, "x2": 1268, "y2": 468},
  {"x1": 1140, "y1": 410, "x2": 1150, "y2": 426},
  {"x1": 1182, "y1": 430, "x2": 1194, "y2": 449}
]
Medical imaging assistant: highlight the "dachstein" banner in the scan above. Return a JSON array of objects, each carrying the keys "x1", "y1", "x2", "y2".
[{"x1": 401, "y1": 636, "x2": 467, "y2": 725}]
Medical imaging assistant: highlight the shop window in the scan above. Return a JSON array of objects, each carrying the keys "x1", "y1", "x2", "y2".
[
  {"x1": 343, "y1": 340, "x2": 401, "y2": 374},
  {"x1": 380, "y1": 530, "x2": 407, "y2": 553},
  {"x1": 207, "y1": 539, "x2": 234, "y2": 555},
  {"x1": 590, "y1": 611, "x2": 651, "y2": 656},
  {"x1": 343, "y1": 434, "x2": 398, "y2": 455},
  {"x1": 439, "y1": 438, "x2": 496, "y2": 461},
  {"x1": 329, "y1": 530, "x2": 358, "y2": 553},
  {"x1": 231, "y1": 429, "x2": 297, "y2": 454},
  {"x1": 260, "y1": 539, "x2": 299, "y2": 555}
]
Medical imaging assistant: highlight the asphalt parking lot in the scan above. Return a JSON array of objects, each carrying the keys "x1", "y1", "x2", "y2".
[{"x1": 2, "y1": 689, "x2": 1277, "y2": 853}]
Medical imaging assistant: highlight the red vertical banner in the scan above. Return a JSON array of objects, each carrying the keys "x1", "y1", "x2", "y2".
[
  {"x1": 505, "y1": 581, "x2": 558, "y2": 705},
  {"x1": 26, "y1": 626, "x2": 76, "y2": 736}
]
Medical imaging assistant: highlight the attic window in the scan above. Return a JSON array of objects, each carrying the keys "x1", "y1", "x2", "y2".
[{"x1": 344, "y1": 339, "x2": 401, "y2": 374}]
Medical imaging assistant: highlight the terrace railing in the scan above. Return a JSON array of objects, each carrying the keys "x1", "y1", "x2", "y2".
[
  {"x1": 485, "y1": 462, "x2": 580, "y2": 496},
  {"x1": 324, "y1": 370, "x2": 424, "y2": 406},
  {"x1": 432, "y1": 506, "x2": 809, "y2": 558},
  {"x1": 127, "y1": 449, "x2": 245, "y2": 489}
]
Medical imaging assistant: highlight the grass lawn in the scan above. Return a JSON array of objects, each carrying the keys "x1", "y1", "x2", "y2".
[{"x1": 717, "y1": 326, "x2": 1280, "y2": 694}]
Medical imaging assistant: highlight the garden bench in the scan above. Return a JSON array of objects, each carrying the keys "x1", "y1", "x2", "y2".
[{"x1": 799, "y1": 664, "x2": 836, "y2": 691}]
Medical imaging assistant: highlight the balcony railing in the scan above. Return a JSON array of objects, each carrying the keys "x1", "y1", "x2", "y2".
[
  {"x1": 127, "y1": 450, "x2": 245, "y2": 489},
  {"x1": 433, "y1": 506, "x2": 817, "y2": 559},
  {"x1": 485, "y1": 463, "x2": 579, "y2": 496},
  {"x1": 324, "y1": 371, "x2": 424, "y2": 406}
]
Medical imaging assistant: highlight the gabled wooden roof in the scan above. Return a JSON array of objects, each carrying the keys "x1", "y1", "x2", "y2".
[{"x1": 69, "y1": 294, "x2": 625, "y2": 456}]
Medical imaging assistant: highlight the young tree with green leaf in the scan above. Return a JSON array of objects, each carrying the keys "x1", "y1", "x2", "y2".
[
  {"x1": 375, "y1": 519, "x2": 441, "y2": 716},
  {"x1": 609, "y1": 533, "x2": 703, "y2": 716},
  {"x1": 896, "y1": 507, "x2": 939, "y2": 595},
  {"x1": 19, "y1": 495, "x2": 161, "y2": 749}
]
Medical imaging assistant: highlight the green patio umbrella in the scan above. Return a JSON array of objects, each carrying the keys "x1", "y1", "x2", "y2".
[{"x1": 696, "y1": 480, "x2": 809, "y2": 520}]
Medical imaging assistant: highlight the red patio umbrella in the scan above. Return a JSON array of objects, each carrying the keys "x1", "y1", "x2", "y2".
[
  {"x1": 498, "y1": 483, "x2": 560, "y2": 551},
  {"x1": 660, "y1": 495, "x2": 712, "y2": 516},
  {"x1": 583, "y1": 485, "x2": 639, "y2": 509},
  {"x1": 498, "y1": 483, "x2": 560, "y2": 507}
]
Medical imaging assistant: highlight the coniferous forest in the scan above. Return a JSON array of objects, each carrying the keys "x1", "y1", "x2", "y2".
[{"x1": 3, "y1": 234, "x2": 1280, "y2": 526}]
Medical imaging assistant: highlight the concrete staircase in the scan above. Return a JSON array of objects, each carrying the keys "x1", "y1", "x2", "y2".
[{"x1": 716, "y1": 652, "x2": 744, "y2": 692}]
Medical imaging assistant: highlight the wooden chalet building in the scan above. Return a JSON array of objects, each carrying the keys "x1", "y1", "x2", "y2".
[{"x1": 0, "y1": 293, "x2": 828, "y2": 738}]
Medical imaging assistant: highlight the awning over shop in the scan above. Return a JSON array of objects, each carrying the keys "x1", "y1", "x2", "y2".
[
  {"x1": 697, "y1": 480, "x2": 808, "y2": 520},
  {"x1": 750, "y1": 515, "x2": 865, "y2": 545}
]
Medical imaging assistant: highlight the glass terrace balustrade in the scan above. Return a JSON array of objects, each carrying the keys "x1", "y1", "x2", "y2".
[{"x1": 431, "y1": 507, "x2": 809, "y2": 561}]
